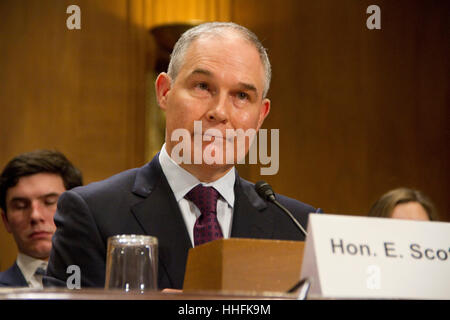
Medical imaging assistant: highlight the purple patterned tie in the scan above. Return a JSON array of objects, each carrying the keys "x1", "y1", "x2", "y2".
[{"x1": 185, "y1": 184, "x2": 223, "y2": 246}]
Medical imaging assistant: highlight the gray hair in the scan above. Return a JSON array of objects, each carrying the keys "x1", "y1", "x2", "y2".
[{"x1": 167, "y1": 22, "x2": 272, "y2": 98}]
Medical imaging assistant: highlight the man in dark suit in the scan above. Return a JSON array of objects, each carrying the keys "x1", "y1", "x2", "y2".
[
  {"x1": 0, "y1": 150, "x2": 82, "y2": 287},
  {"x1": 45, "y1": 22, "x2": 321, "y2": 290}
]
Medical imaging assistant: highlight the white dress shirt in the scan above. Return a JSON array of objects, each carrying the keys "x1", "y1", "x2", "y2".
[
  {"x1": 159, "y1": 144, "x2": 235, "y2": 247},
  {"x1": 16, "y1": 253, "x2": 48, "y2": 289}
]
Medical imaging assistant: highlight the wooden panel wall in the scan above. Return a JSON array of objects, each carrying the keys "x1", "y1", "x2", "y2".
[
  {"x1": 233, "y1": 0, "x2": 450, "y2": 220},
  {"x1": 1, "y1": 0, "x2": 448, "y2": 271},
  {"x1": 0, "y1": 0, "x2": 149, "y2": 271}
]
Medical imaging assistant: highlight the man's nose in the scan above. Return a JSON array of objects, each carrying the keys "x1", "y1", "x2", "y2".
[
  {"x1": 206, "y1": 94, "x2": 229, "y2": 124},
  {"x1": 29, "y1": 201, "x2": 46, "y2": 224}
]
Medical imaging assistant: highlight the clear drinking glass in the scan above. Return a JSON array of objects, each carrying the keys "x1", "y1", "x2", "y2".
[{"x1": 105, "y1": 234, "x2": 158, "y2": 292}]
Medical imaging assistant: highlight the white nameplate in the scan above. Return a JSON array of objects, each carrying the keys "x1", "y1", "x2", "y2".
[{"x1": 300, "y1": 214, "x2": 450, "y2": 299}]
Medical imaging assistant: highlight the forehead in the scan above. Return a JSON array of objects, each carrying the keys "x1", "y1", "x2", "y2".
[
  {"x1": 6, "y1": 173, "x2": 65, "y2": 200},
  {"x1": 391, "y1": 202, "x2": 429, "y2": 220},
  {"x1": 179, "y1": 33, "x2": 265, "y2": 87}
]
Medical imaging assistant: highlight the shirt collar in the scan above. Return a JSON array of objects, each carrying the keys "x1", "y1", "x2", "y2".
[
  {"x1": 16, "y1": 253, "x2": 47, "y2": 282},
  {"x1": 159, "y1": 143, "x2": 235, "y2": 207}
]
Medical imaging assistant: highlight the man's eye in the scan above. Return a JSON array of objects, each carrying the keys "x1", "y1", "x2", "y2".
[
  {"x1": 12, "y1": 201, "x2": 29, "y2": 210},
  {"x1": 196, "y1": 82, "x2": 209, "y2": 90},
  {"x1": 44, "y1": 197, "x2": 58, "y2": 206},
  {"x1": 237, "y1": 92, "x2": 249, "y2": 100},
  {"x1": 44, "y1": 200, "x2": 57, "y2": 206}
]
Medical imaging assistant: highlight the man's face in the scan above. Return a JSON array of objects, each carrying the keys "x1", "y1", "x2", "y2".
[
  {"x1": 156, "y1": 31, "x2": 270, "y2": 170},
  {"x1": 1, "y1": 173, "x2": 65, "y2": 260}
]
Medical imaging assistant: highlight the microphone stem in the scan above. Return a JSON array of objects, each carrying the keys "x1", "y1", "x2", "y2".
[{"x1": 273, "y1": 199, "x2": 308, "y2": 237}]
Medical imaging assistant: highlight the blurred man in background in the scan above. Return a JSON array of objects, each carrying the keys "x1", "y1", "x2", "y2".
[{"x1": 0, "y1": 150, "x2": 82, "y2": 288}]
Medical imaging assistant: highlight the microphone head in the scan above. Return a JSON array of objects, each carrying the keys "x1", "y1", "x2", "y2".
[{"x1": 255, "y1": 180, "x2": 276, "y2": 201}]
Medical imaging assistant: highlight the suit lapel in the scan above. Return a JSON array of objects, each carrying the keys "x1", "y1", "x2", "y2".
[
  {"x1": 13, "y1": 263, "x2": 28, "y2": 286},
  {"x1": 130, "y1": 155, "x2": 191, "y2": 288},
  {"x1": 0, "y1": 263, "x2": 28, "y2": 287},
  {"x1": 231, "y1": 176, "x2": 274, "y2": 239},
  {"x1": 128, "y1": 156, "x2": 274, "y2": 287}
]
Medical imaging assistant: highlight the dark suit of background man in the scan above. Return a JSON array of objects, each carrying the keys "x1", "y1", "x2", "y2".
[
  {"x1": 45, "y1": 22, "x2": 321, "y2": 290},
  {"x1": 0, "y1": 150, "x2": 82, "y2": 287}
]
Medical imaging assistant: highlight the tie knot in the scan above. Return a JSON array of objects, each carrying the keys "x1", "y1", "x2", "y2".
[
  {"x1": 34, "y1": 266, "x2": 46, "y2": 276},
  {"x1": 185, "y1": 185, "x2": 220, "y2": 216}
]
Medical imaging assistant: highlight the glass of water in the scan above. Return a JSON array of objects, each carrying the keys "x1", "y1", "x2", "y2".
[{"x1": 105, "y1": 234, "x2": 158, "y2": 292}]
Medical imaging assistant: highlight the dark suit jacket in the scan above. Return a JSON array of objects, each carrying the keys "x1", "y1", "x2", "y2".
[
  {"x1": 0, "y1": 262, "x2": 28, "y2": 287},
  {"x1": 45, "y1": 154, "x2": 320, "y2": 289}
]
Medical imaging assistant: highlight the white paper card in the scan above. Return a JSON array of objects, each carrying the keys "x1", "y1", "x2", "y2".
[{"x1": 300, "y1": 214, "x2": 450, "y2": 299}]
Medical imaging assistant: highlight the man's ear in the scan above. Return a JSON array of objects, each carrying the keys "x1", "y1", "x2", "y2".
[
  {"x1": 1, "y1": 209, "x2": 12, "y2": 233},
  {"x1": 155, "y1": 73, "x2": 172, "y2": 111},
  {"x1": 256, "y1": 98, "x2": 271, "y2": 130}
]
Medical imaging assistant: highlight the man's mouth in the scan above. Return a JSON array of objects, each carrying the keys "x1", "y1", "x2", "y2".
[
  {"x1": 196, "y1": 133, "x2": 234, "y2": 143},
  {"x1": 29, "y1": 231, "x2": 52, "y2": 240}
]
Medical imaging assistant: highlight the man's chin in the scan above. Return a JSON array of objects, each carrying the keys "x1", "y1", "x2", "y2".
[
  {"x1": 24, "y1": 242, "x2": 52, "y2": 260},
  {"x1": 184, "y1": 162, "x2": 234, "y2": 171},
  {"x1": 196, "y1": 143, "x2": 243, "y2": 165}
]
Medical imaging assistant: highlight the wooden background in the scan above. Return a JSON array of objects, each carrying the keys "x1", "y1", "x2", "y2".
[{"x1": 0, "y1": 0, "x2": 448, "y2": 271}]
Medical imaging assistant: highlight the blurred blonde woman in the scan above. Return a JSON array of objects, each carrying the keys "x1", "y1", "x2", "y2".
[{"x1": 368, "y1": 188, "x2": 438, "y2": 221}]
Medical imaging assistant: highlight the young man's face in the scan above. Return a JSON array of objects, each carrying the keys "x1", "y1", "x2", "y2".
[{"x1": 1, "y1": 173, "x2": 66, "y2": 260}]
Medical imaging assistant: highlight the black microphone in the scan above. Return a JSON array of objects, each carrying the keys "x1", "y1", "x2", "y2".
[{"x1": 255, "y1": 181, "x2": 308, "y2": 237}]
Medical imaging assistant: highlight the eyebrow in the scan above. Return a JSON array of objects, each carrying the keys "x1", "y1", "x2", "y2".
[
  {"x1": 190, "y1": 68, "x2": 213, "y2": 77},
  {"x1": 190, "y1": 68, "x2": 259, "y2": 95},
  {"x1": 237, "y1": 82, "x2": 258, "y2": 95},
  {"x1": 9, "y1": 193, "x2": 61, "y2": 203}
]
